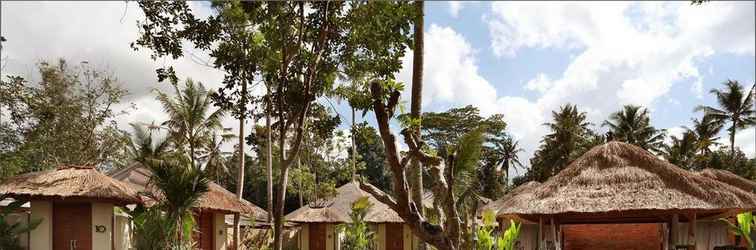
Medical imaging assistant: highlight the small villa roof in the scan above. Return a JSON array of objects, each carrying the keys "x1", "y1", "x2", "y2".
[
  {"x1": 496, "y1": 141, "x2": 756, "y2": 223},
  {"x1": 285, "y1": 181, "x2": 404, "y2": 224},
  {"x1": 696, "y1": 168, "x2": 756, "y2": 194},
  {"x1": 109, "y1": 163, "x2": 267, "y2": 216},
  {"x1": 0, "y1": 165, "x2": 141, "y2": 205},
  {"x1": 480, "y1": 181, "x2": 540, "y2": 216}
]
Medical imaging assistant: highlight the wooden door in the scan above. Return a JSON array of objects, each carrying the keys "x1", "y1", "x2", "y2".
[
  {"x1": 53, "y1": 202, "x2": 92, "y2": 250},
  {"x1": 385, "y1": 223, "x2": 405, "y2": 250},
  {"x1": 309, "y1": 223, "x2": 327, "y2": 250},
  {"x1": 197, "y1": 211, "x2": 215, "y2": 250}
]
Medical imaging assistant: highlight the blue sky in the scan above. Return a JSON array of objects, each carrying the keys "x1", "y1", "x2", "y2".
[{"x1": 2, "y1": 1, "x2": 755, "y2": 172}]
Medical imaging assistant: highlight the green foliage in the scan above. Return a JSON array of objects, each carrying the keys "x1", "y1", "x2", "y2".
[
  {"x1": 475, "y1": 210, "x2": 521, "y2": 250},
  {"x1": 604, "y1": 105, "x2": 666, "y2": 153},
  {"x1": 351, "y1": 122, "x2": 391, "y2": 192},
  {"x1": 526, "y1": 104, "x2": 596, "y2": 182},
  {"x1": 0, "y1": 59, "x2": 131, "y2": 175},
  {"x1": 720, "y1": 212, "x2": 755, "y2": 249},
  {"x1": 696, "y1": 80, "x2": 755, "y2": 156},
  {"x1": 0, "y1": 196, "x2": 41, "y2": 250},
  {"x1": 496, "y1": 220, "x2": 521, "y2": 250},
  {"x1": 340, "y1": 197, "x2": 375, "y2": 250},
  {"x1": 133, "y1": 157, "x2": 210, "y2": 249}
]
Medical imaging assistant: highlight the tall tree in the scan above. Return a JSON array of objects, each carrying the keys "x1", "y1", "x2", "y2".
[
  {"x1": 695, "y1": 80, "x2": 756, "y2": 156},
  {"x1": 409, "y1": 0, "x2": 426, "y2": 221},
  {"x1": 604, "y1": 105, "x2": 665, "y2": 153},
  {"x1": 0, "y1": 59, "x2": 130, "y2": 174},
  {"x1": 134, "y1": 2, "x2": 413, "y2": 248},
  {"x1": 359, "y1": 80, "x2": 465, "y2": 250},
  {"x1": 351, "y1": 122, "x2": 391, "y2": 191},
  {"x1": 663, "y1": 130, "x2": 699, "y2": 169},
  {"x1": 691, "y1": 115, "x2": 724, "y2": 155},
  {"x1": 155, "y1": 80, "x2": 226, "y2": 165},
  {"x1": 526, "y1": 104, "x2": 593, "y2": 182}
]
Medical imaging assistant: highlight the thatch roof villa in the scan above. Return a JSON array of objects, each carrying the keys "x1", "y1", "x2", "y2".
[
  {"x1": 0, "y1": 165, "x2": 142, "y2": 250},
  {"x1": 285, "y1": 181, "x2": 417, "y2": 250},
  {"x1": 494, "y1": 141, "x2": 756, "y2": 250},
  {"x1": 108, "y1": 162, "x2": 267, "y2": 250}
]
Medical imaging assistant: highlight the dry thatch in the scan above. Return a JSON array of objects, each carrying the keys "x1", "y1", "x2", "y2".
[
  {"x1": 109, "y1": 163, "x2": 267, "y2": 216},
  {"x1": 480, "y1": 181, "x2": 540, "y2": 216},
  {"x1": 497, "y1": 142, "x2": 756, "y2": 222},
  {"x1": 0, "y1": 165, "x2": 141, "y2": 205},
  {"x1": 696, "y1": 168, "x2": 756, "y2": 194},
  {"x1": 285, "y1": 181, "x2": 404, "y2": 223}
]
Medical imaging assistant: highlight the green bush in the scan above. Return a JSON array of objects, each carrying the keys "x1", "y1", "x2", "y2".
[
  {"x1": 476, "y1": 209, "x2": 521, "y2": 250},
  {"x1": 0, "y1": 196, "x2": 41, "y2": 250},
  {"x1": 340, "y1": 196, "x2": 375, "y2": 250}
]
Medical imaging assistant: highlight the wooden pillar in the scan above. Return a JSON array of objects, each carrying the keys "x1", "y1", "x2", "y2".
[
  {"x1": 538, "y1": 216, "x2": 544, "y2": 250},
  {"x1": 687, "y1": 213, "x2": 696, "y2": 248},
  {"x1": 671, "y1": 213, "x2": 679, "y2": 249},
  {"x1": 550, "y1": 217, "x2": 560, "y2": 250}
]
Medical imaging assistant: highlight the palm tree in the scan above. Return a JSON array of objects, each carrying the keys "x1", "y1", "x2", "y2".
[
  {"x1": 127, "y1": 122, "x2": 170, "y2": 165},
  {"x1": 141, "y1": 157, "x2": 209, "y2": 249},
  {"x1": 543, "y1": 104, "x2": 592, "y2": 164},
  {"x1": 691, "y1": 115, "x2": 724, "y2": 155},
  {"x1": 695, "y1": 80, "x2": 755, "y2": 156},
  {"x1": 155, "y1": 80, "x2": 226, "y2": 165},
  {"x1": 603, "y1": 105, "x2": 666, "y2": 153},
  {"x1": 491, "y1": 136, "x2": 523, "y2": 185},
  {"x1": 409, "y1": 0, "x2": 425, "y2": 217},
  {"x1": 663, "y1": 130, "x2": 699, "y2": 169},
  {"x1": 198, "y1": 131, "x2": 233, "y2": 185}
]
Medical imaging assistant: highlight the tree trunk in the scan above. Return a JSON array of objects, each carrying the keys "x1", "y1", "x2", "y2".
[
  {"x1": 233, "y1": 77, "x2": 248, "y2": 250},
  {"x1": 730, "y1": 119, "x2": 736, "y2": 157},
  {"x1": 409, "y1": 0, "x2": 425, "y2": 223},
  {"x1": 266, "y1": 95, "x2": 274, "y2": 224},
  {"x1": 273, "y1": 122, "x2": 288, "y2": 250},
  {"x1": 351, "y1": 106, "x2": 357, "y2": 180}
]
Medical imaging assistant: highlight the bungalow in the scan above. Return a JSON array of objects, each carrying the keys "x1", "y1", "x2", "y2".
[
  {"x1": 109, "y1": 163, "x2": 268, "y2": 250},
  {"x1": 494, "y1": 141, "x2": 756, "y2": 250},
  {"x1": 285, "y1": 181, "x2": 418, "y2": 250},
  {"x1": 0, "y1": 165, "x2": 142, "y2": 250}
]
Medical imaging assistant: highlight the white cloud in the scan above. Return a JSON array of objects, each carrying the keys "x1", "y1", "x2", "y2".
[
  {"x1": 397, "y1": 24, "x2": 498, "y2": 115},
  {"x1": 478, "y1": 2, "x2": 755, "y2": 167},
  {"x1": 720, "y1": 129, "x2": 756, "y2": 158},
  {"x1": 525, "y1": 74, "x2": 553, "y2": 93},
  {"x1": 0, "y1": 2, "x2": 252, "y2": 151},
  {"x1": 448, "y1": 2, "x2": 465, "y2": 18}
]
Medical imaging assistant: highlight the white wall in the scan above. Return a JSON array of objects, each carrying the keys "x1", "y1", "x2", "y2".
[
  {"x1": 113, "y1": 213, "x2": 131, "y2": 250},
  {"x1": 375, "y1": 224, "x2": 386, "y2": 250},
  {"x1": 402, "y1": 224, "x2": 413, "y2": 250},
  {"x1": 30, "y1": 201, "x2": 53, "y2": 250},
  {"x1": 298, "y1": 224, "x2": 310, "y2": 250},
  {"x1": 674, "y1": 221, "x2": 731, "y2": 250},
  {"x1": 92, "y1": 203, "x2": 114, "y2": 250},
  {"x1": 213, "y1": 213, "x2": 227, "y2": 250}
]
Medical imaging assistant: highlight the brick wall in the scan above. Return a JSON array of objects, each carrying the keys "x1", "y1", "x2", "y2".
[{"x1": 562, "y1": 223, "x2": 663, "y2": 250}]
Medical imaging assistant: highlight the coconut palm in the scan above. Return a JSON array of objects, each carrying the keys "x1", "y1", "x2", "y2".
[
  {"x1": 143, "y1": 157, "x2": 209, "y2": 249},
  {"x1": 603, "y1": 105, "x2": 666, "y2": 153},
  {"x1": 663, "y1": 130, "x2": 699, "y2": 169},
  {"x1": 543, "y1": 104, "x2": 592, "y2": 164},
  {"x1": 491, "y1": 136, "x2": 524, "y2": 184},
  {"x1": 691, "y1": 115, "x2": 724, "y2": 155},
  {"x1": 198, "y1": 131, "x2": 233, "y2": 185},
  {"x1": 155, "y1": 80, "x2": 226, "y2": 165},
  {"x1": 127, "y1": 122, "x2": 170, "y2": 165},
  {"x1": 695, "y1": 80, "x2": 756, "y2": 156}
]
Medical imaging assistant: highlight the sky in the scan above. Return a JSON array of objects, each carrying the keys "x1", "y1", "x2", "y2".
[{"x1": 1, "y1": 1, "x2": 755, "y2": 176}]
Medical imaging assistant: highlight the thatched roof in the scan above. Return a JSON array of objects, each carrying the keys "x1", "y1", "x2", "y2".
[
  {"x1": 497, "y1": 142, "x2": 756, "y2": 223},
  {"x1": 0, "y1": 166, "x2": 141, "y2": 205},
  {"x1": 285, "y1": 181, "x2": 404, "y2": 223},
  {"x1": 696, "y1": 168, "x2": 756, "y2": 194},
  {"x1": 109, "y1": 163, "x2": 267, "y2": 216},
  {"x1": 480, "y1": 181, "x2": 540, "y2": 216}
]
